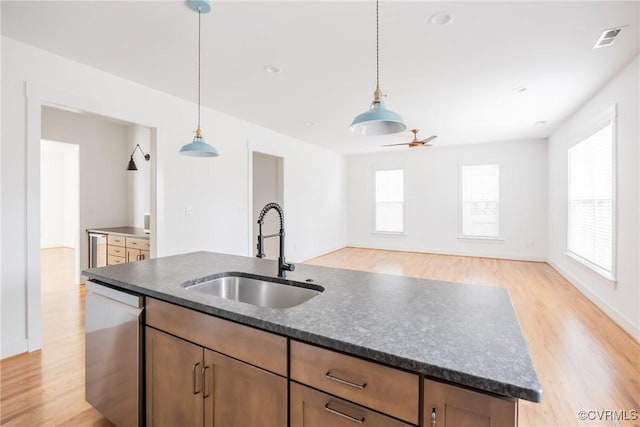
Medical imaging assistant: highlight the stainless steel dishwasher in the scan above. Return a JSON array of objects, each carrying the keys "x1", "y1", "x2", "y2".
[{"x1": 85, "y1": 281, "x2": 143, "y2": 427}]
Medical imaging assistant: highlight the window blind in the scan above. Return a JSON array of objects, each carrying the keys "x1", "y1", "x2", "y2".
[
  {"x1": 375, "y1": 170, "x2": 404, "y2": 233},
  {"x1": 568, "y1": 121, "x2": 614, "y2": 277},
  {"x1": 461, "y1": 164, "x2": 500, "y2": 238}
]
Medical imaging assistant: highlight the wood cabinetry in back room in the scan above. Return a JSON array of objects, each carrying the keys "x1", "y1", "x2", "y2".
[
  {"x1": 107, "y1": 234, "x2": 150, "y2": 265},
  {"x1": 87, "y1": 227, "x2": 151, "y2": 267}
]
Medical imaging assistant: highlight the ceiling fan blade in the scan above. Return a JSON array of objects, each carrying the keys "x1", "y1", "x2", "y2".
[
  {"x1": 419, "y1": 135, "x2": 438, "y2": 143},
  {"x1": 382, "y1": 143, "x2": 411, "y2": 147}
]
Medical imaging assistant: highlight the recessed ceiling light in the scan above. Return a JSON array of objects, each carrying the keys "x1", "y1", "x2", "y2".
[
  {"x1": 305, "y1": 121, "x2": 315, "y2": 127},
  {"x1": 512, "y1": 86, "x2": 527, "y2": 93},
  {"x1": 263, "y1": 65, "x2": 280, "y2": 74},
  {"x1": 428, "y1": 11, "x2": 454, "y2": 26}
]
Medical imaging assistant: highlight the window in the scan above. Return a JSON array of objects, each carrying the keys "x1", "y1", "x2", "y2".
[
  {"x1": 568, "y1": 120, "x2": 615, "y2": 279},
  {"x1": 375, "y1": 169, "x2": 404, "y2": 233},
  {"x1": 460, "y1": 164, "x2": 500, "y2": 238}
]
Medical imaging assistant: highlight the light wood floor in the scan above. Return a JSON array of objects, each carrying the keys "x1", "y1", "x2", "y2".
[
  {"x1": 1, "y1": 247, "x2": 638, "y2": 426},
  {"x1": 306, "y1": 248, "x2": 640, "y2": 427},
  {"x1": 1, "y1": 248, "x2": 112, "y2": 426}
]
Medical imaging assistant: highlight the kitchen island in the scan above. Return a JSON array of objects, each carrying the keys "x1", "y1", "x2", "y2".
[{"x1": 83, "y1": 251, "x2": 541, "y2": 426}]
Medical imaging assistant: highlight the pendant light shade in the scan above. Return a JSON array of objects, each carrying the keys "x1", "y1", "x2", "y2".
[
  {"x1": 350, "y1": 0, "x2": 406, "y2": 136},
  {"x1": 349, "y1": 99, "x2": 406, "y2": 136},
  {"x1": 179, "y1": 0, "x2": 219, "y2": 157},
  {"x1": 179, "y1": 130, "x2": 219, "y2": 157}
]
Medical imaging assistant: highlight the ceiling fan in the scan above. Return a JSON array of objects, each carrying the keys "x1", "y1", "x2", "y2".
[{"x1": 383, "y1": 129, "x2": 437, "y2": 148}]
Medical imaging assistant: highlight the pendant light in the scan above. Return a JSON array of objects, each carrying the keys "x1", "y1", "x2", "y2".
[
  {"x1": 349, "y1": 0, "x2": 406, "y2": 136},
  {"x1": 179, "y1": 0, "x2": 219, "y2": 157}
]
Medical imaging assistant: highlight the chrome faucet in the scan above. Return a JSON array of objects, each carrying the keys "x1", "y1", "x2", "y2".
[{"x1": 256, "y1": 202, "x2": 295, "y2": 278}]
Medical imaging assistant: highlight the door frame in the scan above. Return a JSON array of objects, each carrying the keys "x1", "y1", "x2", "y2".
[
  {"x1": 246, "y1": 141, "x2": 286, "y2": 258},
  {"x1": 25, "y1": 82, "x2": 165, "y2": 352}
]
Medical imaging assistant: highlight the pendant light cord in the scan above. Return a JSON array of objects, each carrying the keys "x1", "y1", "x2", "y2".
[
  {"x1": 197, "y1": 9, "x2": 202, "y2": 133},
  {"x1": 376, "y1": 0, "x2": 379, "y2": 92}
]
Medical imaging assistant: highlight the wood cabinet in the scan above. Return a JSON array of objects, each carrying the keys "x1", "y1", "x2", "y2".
[
  {"x1": 107, "y1": 234, "x2": 150, "y2": 265},
  {"x1": 126, "y1": 237, "x2": 150, "y2": 262},
  {"x1": 146, "y1": 298, "x2": 287, "y2": 376},
  {"x1": 291, "y1": 382, "x2": 411, "y2": 427},
  {"x1": 145, "y1": 299, "x2": 287, "y2": 427},
  {"x1": 144, "y1": 299, "x2": 517, "y2": 427},
  {"x1": 146, "y1": 327, "x2": 203, "y2": 427},
  {"x1": 204, "y1": 350, "x2": 287, "y2": 427},
  {"x1": 424, "y1": 378, "x2": 517, "y2": 427},
  {"x1": 290, "y1": 340, "x2": 419, "y2": 425}
]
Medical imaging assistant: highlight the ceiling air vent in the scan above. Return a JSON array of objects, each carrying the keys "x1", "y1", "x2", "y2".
[{"x1": 593, "y1": 27, "x2": 624, "y2": 49}]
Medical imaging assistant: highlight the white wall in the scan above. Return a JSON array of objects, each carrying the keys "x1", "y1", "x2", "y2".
[
  {"x1": 127, "y1": 125, "x2": 151, "y2": 228},
  {"x1": 247, "y1": 138, "x2": 347, "y2": 263},
  {"x1": 40, "y1": 140, "x2": 78, "y2": 249},
  {"x1": 347, "y1": 139, "x2": 548, "y2": 261},
  {"x1": 41, "y1": 106, "x2": 131, "y2": 278},
  {"x1": 40, "y1": 146, "x2": 65, "y2": 247},
  {"x1": 547, "y1": 56, "x2": 639, "y2": 340},
  {"x1": 1, "y1": 36, "x2": 347, "y2": 358}
]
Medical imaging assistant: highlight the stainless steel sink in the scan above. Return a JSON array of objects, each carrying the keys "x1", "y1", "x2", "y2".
[{"x1": 181, "y1": 273, "x2": 323, "y2": 309}]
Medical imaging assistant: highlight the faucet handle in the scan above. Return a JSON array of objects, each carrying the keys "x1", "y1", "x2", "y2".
[{"x1": 283, "y1": 262, "x2": 295, "y2": 272}]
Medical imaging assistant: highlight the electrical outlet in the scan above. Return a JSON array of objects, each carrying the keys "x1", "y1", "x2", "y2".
[{"x1": 185, "y1": 206, "x2": 194, "y2": 215}]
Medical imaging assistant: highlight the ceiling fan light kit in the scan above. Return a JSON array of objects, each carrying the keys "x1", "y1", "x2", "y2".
[
  {"x1": 349, "y1": 0, "x2": 406, "y2": 136},
  {"x1": 179, "y1": 0, "x2": 219, "y2": 157}
]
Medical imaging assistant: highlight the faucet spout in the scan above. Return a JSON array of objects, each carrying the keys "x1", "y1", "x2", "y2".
[{"x1": 256, "y1": 202, "x2": 295, "y2": 277}]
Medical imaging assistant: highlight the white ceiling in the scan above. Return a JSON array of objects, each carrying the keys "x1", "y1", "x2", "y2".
[{"x1": 2, "y1": 1, "x2": 639, "y2": 153}]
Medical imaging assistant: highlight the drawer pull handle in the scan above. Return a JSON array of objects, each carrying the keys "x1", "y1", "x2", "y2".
[
  {"x1": 325, "y1": 371, "x2": 367, "y2": 389},
  {"x1": 324, "y1": 401, "x2": 365, "y2": 424},
  {"x1": 201, "y1": 365, "x2": 211, "y2": 399},
  {"x1": 192, "y1": 362, "x2": 201, "y2": 395}
]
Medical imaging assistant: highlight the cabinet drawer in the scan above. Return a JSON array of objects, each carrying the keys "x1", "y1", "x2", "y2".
[
  {"x1": 146, "y1": 298, "x2": 287, "y2": 376},
  {"x1": 127, "y1": 237, "x2": 150, "y2": 250},
  {"x1": 107, "y1": 235, "x2": 126, "y2": 247},
  {"x1": 107, "y1": 254, "x2": 125, "y2": 265},
  {"x1": 107, "y1": 245, "x2": 126, "y2": 257},
  {"x1": 290, "y1": 340, "x2": 419, "y2": 424},
  {"x1": 291, "y1": 382, "x2": 413, "y2": 427}
]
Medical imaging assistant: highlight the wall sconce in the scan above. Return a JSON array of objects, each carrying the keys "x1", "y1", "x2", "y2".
[{"x1": 127, "y1": 144, "x2": 150, "y2": 171}]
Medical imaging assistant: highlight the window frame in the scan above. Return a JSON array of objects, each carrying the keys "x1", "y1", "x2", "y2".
[
  {"x1": 372, "y1": 168, "x2": 406, "y2": 235},
  {"x1": 458, "y1": 163, "x2": 502, "y2": 240},
  {"x1": 566, "y1": 105, "x2": 617, "y2": 282}
]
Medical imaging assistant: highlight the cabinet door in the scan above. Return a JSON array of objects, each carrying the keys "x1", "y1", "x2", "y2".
[
  {"x1": 203, "y1": 349, "x2": 287, "y2": 427},
  {"x1": 126, "y1": 248, "x2": 141, "y2": 263},
  {"x1": 424, "y1": 379, "x2": 517, "y2": 427},
  {"x1": 290, "y1": 382, "x2": 412, "y2": 427},
  {"x1": 146, "y1": 328, "x2": 204, "y2": 427}
]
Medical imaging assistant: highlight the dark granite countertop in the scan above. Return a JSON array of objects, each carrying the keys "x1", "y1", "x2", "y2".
[
  {"x1": 86, "y1": 227, "x2": 149, "y2": 238},
  {"x1": 83, "y1": 251, "x2": 542, "y2": 403}
]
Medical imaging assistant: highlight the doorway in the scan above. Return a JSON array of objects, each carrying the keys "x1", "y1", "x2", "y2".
[
  {"x1": 23, "y1": 85, "x2": 164, "y2": 354},
  {"x1": 40, "y1": 140, "x2": 80, "y2": 285},
  {"x1": 252, "y1": 152, "x2": 284, "y2": 260}
]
